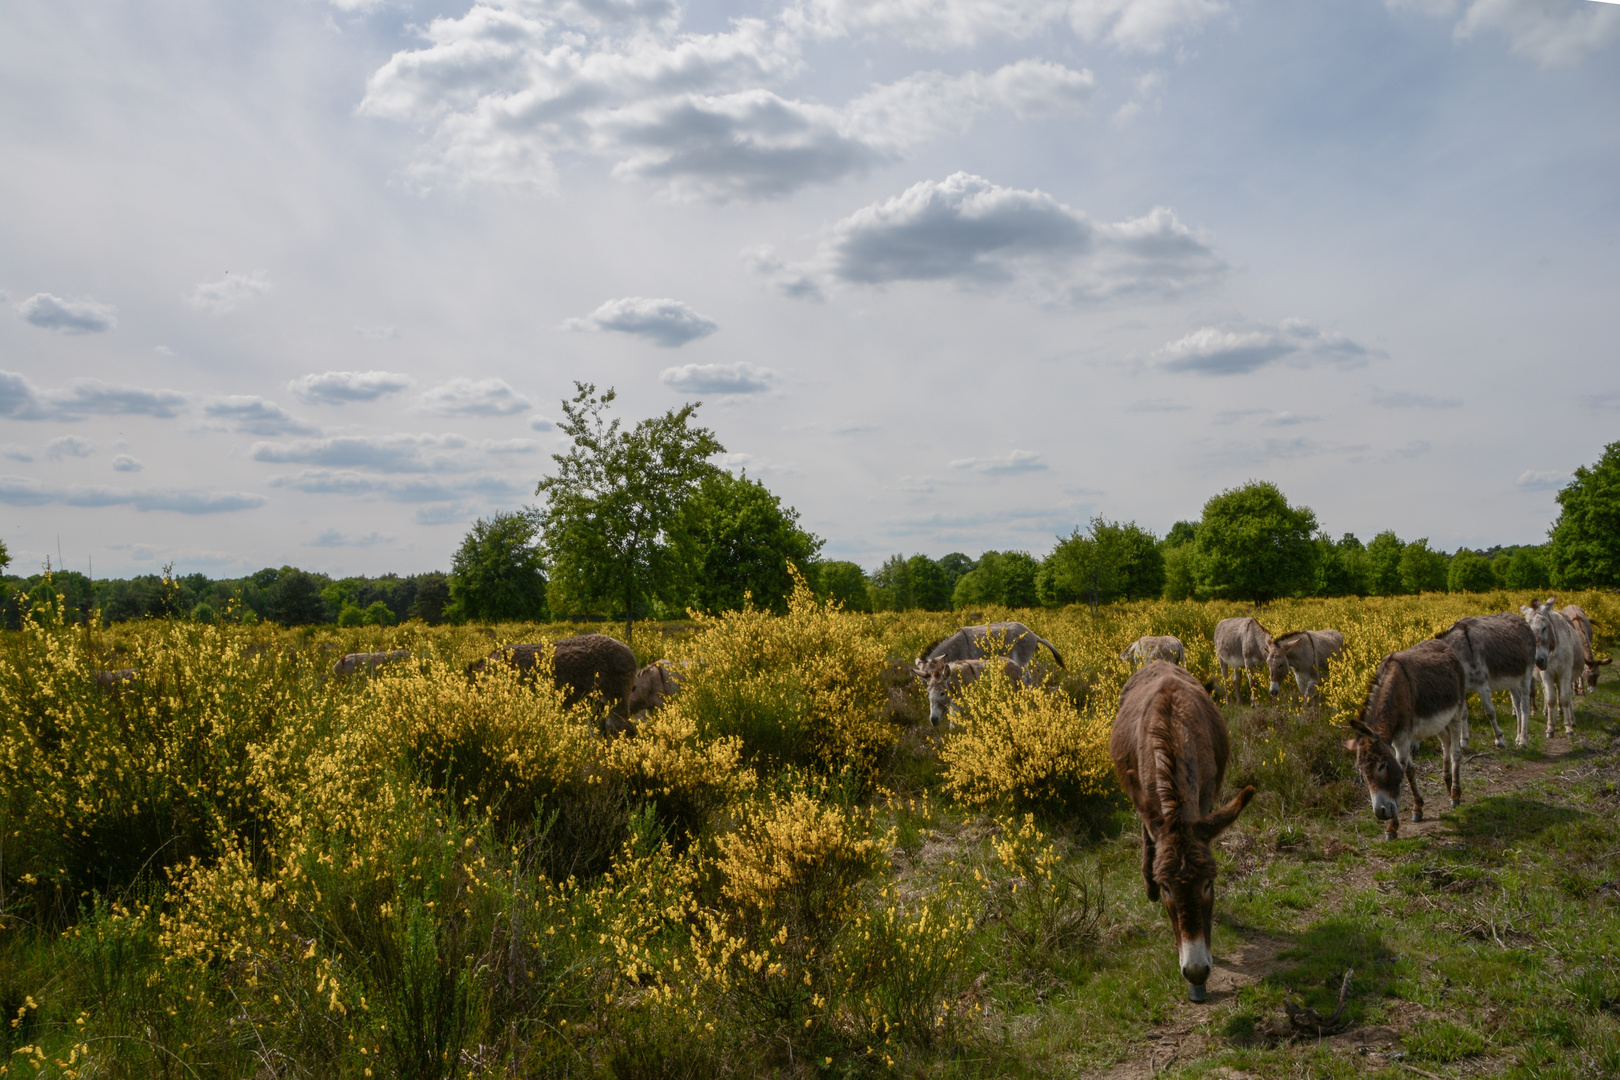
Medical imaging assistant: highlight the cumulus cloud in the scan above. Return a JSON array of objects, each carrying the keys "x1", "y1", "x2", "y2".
[
  {"x1": 528, "y1": 414, "x2": 556, "y2": 431},
  {"x1": 203, "y1": 396, "x2": 320, "y2": 436},
  {"x1": 358, "y1": 5, "x2": 1098, "y2": 200},
  {"x1": 267, "y1": 469, "x2": 527, "y2": 503},
  {"x1": 1369, "y1": 386, "x2": 1463, "y2": 409},
  {"x1": 309, "y1": 527, "x2": 392, "y2": 547},
  {"x1": 1515, "y1": 469, "x2": 1567, "y2": 491},
  {"x1": 185, "y1": 270, "x2": 272, "y2": 313},
  {"x1": 483, "y1": 438, "x2": 540, "y2": 453},
  {"x1": 15, "y1": 293, "x2": 118, "y2": 334},
  {"x1": 659, "y1": 362, "x2": 778, "y2": 395},
  {"x1": 0, "y1": 444, "x2": 32, "y2": 462},
  {"x1": 418, "y1": 378, "x2": 531, "y2": 416},
  {"x1": 289, "y1": 370, "x2": 414, "y2": 405},
  {"x1": 0, "y1": 371, "x2": 188, "y2": 420},
  {"x1": 788, "y1": 0, "x2": 1228, "y2": 54},
  {"x1": 1155, "y1": 318, "x2": 1380, "y2": 375},
  {"x1": 761, "y1": 173, "x2": 1226, "y2": 303},
  {"x1": 566, "y1": 297, "x2": 719, "y2": 347},
  {"x1": 742, "y1": 245, "x2": 826, "y2": 300},
  {"x1": 45, "y1": 436, "x2": 95, "y2": 460},
  {"x1": 250, "y1": 433, "x2": 472, "y2": 473},
  {"x1": 112, "y1": 454, "x2": 144, "y2": 472},
  {"x1": 949, "y1": 449, "x2": 1048, "y2": 473},
  {"x1": 0, "y1": 476, "x2": 267, "y2": 514},
  {"x1": 1391, "y1": 0, "x2": 1620, "y2": 67}
]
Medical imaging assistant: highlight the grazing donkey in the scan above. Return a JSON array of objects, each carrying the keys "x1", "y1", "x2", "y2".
[
  {"x1": 626, "y1": 660, "x2": 684, "y2": 715},
  {"x1": 470, "y1": 633, "x2": 638, "y2": 725},
  {"x1": 1121, "y1": 635, "x2": 1186, "y2": 669},
  {"x1": 1434, "y1": 615, "x2": 1537, "y2": 748},
  {"x1": 1214, "y1": 617, "x2": 1273, "y2": 699},
  {"x1": 918, "y1": 621, "x2": 1066, "y2": 671},
  {"x1": 915, "y1": 655, "x2": 1023, "y2": 726},
  {"x1": 1263, "y1": 629, "x2": 1344, "y2": 700},
  {"x1": 1522, "y1": 599, "x2": 1582, "y2": 739},
  {"x1": 330, "y1": 649, "x2": 411, "y2": 678},
  {"x1": 1344, "y1": 639, "x2": 1468, "y2": 840},
  {"x1": 1110, "y1": 661, "x2": 1255, "y2": 1002},
  {"x1": 1559, "y1": 603, "x2": 1610, "y2": 693}
]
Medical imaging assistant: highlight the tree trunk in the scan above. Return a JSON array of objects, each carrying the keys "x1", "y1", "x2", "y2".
[{"x1": 625, "y1": 577, "x2": 633, "y2": 645}]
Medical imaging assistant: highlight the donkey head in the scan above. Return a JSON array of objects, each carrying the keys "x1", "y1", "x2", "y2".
[
  {"x1": 1149, "y1": 785, "x2": 1256, "y2": 995},
  {"x1": 1345, "y1": 718, "x2": 1403, "y2": 822}
]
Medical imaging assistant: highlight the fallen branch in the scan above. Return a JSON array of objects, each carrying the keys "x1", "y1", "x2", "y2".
[
  {"x1": 1398, "y1": 1063, "x2": 1444, "y2": 1080},
  {"x1": 1284, "y1": 968, "x2": 1354, "y2": 1036}
]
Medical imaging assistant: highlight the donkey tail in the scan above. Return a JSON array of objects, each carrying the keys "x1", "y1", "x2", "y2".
[{"x1": 1039, "y1": 636, "x2": 1067, "y2": 669}]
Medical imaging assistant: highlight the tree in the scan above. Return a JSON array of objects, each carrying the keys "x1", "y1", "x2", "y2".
[
  {"x1": 1447, "y1": 550, "x2": 1495, "y2": 593},
  {"x1": 1194, "y1": 481, "x2": 1318, "y2": 604},
  {"x1": 1398, "y1": 539, "x2": 1449, "y2": 594},
  {"x1": 408, "y1": 573, "x2": 451, "y2": 624},
  {"x1": 1098, "y1": 520, "x2": 1164, "y2": 600},
  {"x1": 536, "y1": 383, "x2": 723, "y2": 642},
  {"x1": 870, "y1": 554, "x2": 914, "y2": 612},
  {"x1": 268, "y1": 567, "x2": 329, "y2": 626},
  {"x1": 447, "y1": 509, "x2": 549, "y2": 623},
  {"x1": 1164, "y1": 520, "x2": 1199, "y2": 548},
  {"x1": 1548, "y1": 441, "x2": 1620, "y2": 588},
  {"x1": 1365, "y1": 531, "x2": 1405, "y2": 596},
  {"x1": 937, "y1": 553, "x2": 975, "y2": 592},
  {"x1": 1000, "y1": 551, "x2": 1039, "y2": 607},
  {"x1": 1161, "y1": 543, "x2": 1199, "y2": 601},
  {"x1": 681, "y1": 470, "x2": 821, "y2": 614},
  {"x1": 815, "y1": 561, "x2": 870, "y2": 612},
  {"x1": 1501, "y1": 548, "x2": 1551, "y2": 590},
  {"x1": 907, "y1": 555, "x2": 953, "y2": 611},
  {"x1": 1043, "y1": 525, "x2": 1121, "y2": 613}
]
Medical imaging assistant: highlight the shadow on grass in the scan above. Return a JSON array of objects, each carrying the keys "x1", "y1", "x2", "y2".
[
  {"x1": 1266, "y1": 917, "x2": 1398, "y2": 1025},
  {"x1": 1449, "y1": 795, "x2": 1582, "y2": 860}
]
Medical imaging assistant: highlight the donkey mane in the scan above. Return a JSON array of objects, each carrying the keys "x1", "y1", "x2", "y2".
[
  {"x1": 1146, "y1": 681, "x2": 1220, "y2": 884},
  {"x1": 1271, "y1": 630, "x2": 1308, "y2": 645},
  {"x1": 1356, "y1": 658, "x2": 1393, "y2": 731},
  {"x1": 918, "y1": 635, "x2": 949, "y2": 661}
]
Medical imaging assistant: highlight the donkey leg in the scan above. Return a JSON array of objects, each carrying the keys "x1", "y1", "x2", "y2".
[
  {"x1": 1141, "y1": 825, "x2": 1159, "y2": 902},
  {"x1": 1512, "y1": 683, "x2": 1530, "y2": 749},
  {"x1": 1446, "y1": 720, "x2": 1463, "y2": 808},
  {"x1": 1406, "y1": 761, "x2": 1426, "y2": 823},
  {"x1": 1478, "y1": 690, "x2": 1504, "y2": 748}
]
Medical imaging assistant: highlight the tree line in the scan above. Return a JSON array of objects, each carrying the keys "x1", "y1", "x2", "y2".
[{"x1": 3, "y1": 419, "x2": 1616, "y2": 629}]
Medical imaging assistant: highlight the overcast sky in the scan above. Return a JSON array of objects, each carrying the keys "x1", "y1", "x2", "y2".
[{"x1": 2, "y1": 0, "x2": 1617, "y2": 579}]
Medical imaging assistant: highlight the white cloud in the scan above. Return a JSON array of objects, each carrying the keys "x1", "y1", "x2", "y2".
[
  {"x1": 0, "y1": 443, "x2": 32, "y2": 462},
  {"x1": 309, "y1": 527, "x2": 393, "y2": 546},
  {"x1": 742, "y1": 245, "x2": 826, "y2": 300},
  {"x1": 15, "y1": 293, "x2": 118, "y2": 334},
  {"x1": 46, "y1": 435, "x2": 95, "y2": 460},
  {"x1": 358, "y1": 6, "x2": 1099, "y2": 201},
  {"x1": 418, "y1": 378, "x2": 531, "y2": 416},
  {"x1": 203, "y1": 396, "x2": 320, "y2": 436},
  {"x1": 1369, "y1": 386, "x2": 1463, "y2": 409},
  {"x1": 415, "y1": 503, "x2": 477, "y2": 525},
  {"x1": 528, "y1": 414, "x2": 556, "y2": 431},
  {"x1": 1155, "y1": 318, "x2": 1380, "y2": 375},
  {"x1": 483, "y1": 437, "x2": 540, "y2": 453},
  {"x1": 565, "y1": 297, "x2": 719, "y2": 346},
  {"x1": 266, "y1": 468, "x2": 526, "y2": 502},
  {"x1": 767, "y1": 172, "x2": 1226, "y2": 303},
  {"x1": 659, "y1": 361, "x2": 778, "y2": 394},
  {"x1": 788, "y1": 0, "x2": 1227, "y2": 54},
  {"x1": 0, "y1": 371, "x2": 188, "y2": 420},
  {"x1": 0, "y1": 476, "x2": 267, "y2": 514},
  {"x1": 1392, "y1": 0, "x2": 1620, "y2": 68},
  {"x1": 1516, "y1": 468, "x2": 1567, "y2": 491},
  {"x1": 112, "y1": 454, "x2": 144, "y2": 472},
  {"x1": 250, "y1": 433, "x2": 472, "y2": 473},
  {"x1": 289, "y1": 369, "x2": 414, "y2": 404},
  {"x1": 185, "y1": 270, "x2": 272, "y2": 313},
  {"x1": 949, "y1": 449, "x2": 1048, "y2": 473}
]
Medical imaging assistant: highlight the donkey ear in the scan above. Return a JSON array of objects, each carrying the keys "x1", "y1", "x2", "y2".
[
  {"x1": 1599, "y1": 657, "x2": 1614, "y2": 666},
  {"x1": 1348, "y1": 718, "x2": 1377, "y2": 740},
  {"x1": 1196, "y1": 785, "x2": 1255, "y2": 841},
  {"x1": 1344, "y1": 736, "x2": 1359, "y2": 752}
]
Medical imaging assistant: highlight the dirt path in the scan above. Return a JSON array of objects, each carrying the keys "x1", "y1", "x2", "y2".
[{"x1": 1086, "y1": 726, "x2": 1594, "y2": 1080}]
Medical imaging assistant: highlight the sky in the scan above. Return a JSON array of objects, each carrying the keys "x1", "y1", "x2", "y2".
[{"x1": 2, "y1": 0, "x2": 1617, "y2": 579}]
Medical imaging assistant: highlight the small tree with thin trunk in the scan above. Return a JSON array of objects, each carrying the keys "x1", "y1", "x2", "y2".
[{"x1": 536, "y1": 382, "x2": 722, "y2": 643}]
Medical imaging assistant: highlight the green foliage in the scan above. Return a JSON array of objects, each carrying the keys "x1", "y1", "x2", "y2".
[
  {"x1": 536, "y1": 383, "x2": 723, "y2": 639},
  {"x1": 953, "y1": 550, "x2": 1038, "y2": 609},
  {"x1": 446, "y1": 508, "x2": 549, "y2": 624},
  {"x1": 1502, "y1": 547, "x2": 1552, "y2": 590},
  {"x1": 1195, "y1": 481, "x2": 1319, "y2": 603},
  {"x1": 1366, "y1": 529, "x2": 1405, "y2": 595},
  {"x1": 906, "y1": 554, "x2": 952, "y2": 611},
  {"x1": 1164, "y1": 520, "x2": 1198, "y2": 548},
  {"x1": 1398, "y1": 538, "x2": 1450, "y2": 593},
  {"x1": 408, "y1": 572, "x2": 450, "y2": 624},
  {"x1": 1448, "y1": 549, "x2": 1497, "y2": 593},
  {"x1": 1315, "y1": 533, "x2": 1371, "y2": 597},
  {"x1": 680, "y1": 470, "x2": 821, "y2": 615},
  {"x1": 365, "y1": 599, "x2": 397, "y2": 626},
  {"x1": 937, "y1": 552, "x2": 975, "y2": 589},
  {"x1": 870, "y1": 553, "x2": 914, "y2": 612},
  {"x1": 1041, "y1": 520, "x2": 1162, "y2": 610},
  {"x1": 337, "y1": 603, "x2": 366, "y2": 627},
  {"x1": 1161, "y1": 543, "x2": 1198, "y2": 601},
  {"x1": 1549, "y1": 440, "x2": 1620, "y2": 588},
  {"x1": 268, "y1": 565, "x2": 329, "y2": 625},
  {"x1": 813, "y1": 560, "x2": 870, "y2": 612}
]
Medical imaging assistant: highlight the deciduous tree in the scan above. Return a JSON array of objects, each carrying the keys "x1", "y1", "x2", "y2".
[
  {"x1": 447, "y1": 509, "x2": 549, "y2": 623},
  {"x1": 681, "y1": 470, "x2": 821, "y2": 614},
  {"x1": 1548, "y1": 441, "x2": 1620, "y2": 588},
  {"x1": 1194, "y1": 481, "x2": 1318, "y2": 604}
]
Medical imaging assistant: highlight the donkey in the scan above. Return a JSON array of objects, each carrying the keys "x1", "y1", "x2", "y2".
[
  {"x1": 1522, "y1": 599, "x2": 1582, "y2": 739},
  {"x1": 1214, "y1": 617, "x2": 1272, "y2": 699},
  {"x1": 1121, "y1": 635, "x2": 1186, "y2": 669},
  {"x1": 1110, "y1": 661, "x2": 1255, "y2": 1002},
  {"x1": 1264, "y1": 629, "x2": 1344, "y2": 700},
  {"x1": 917, "y1": 621, "x2": 1065, "y2": 671},
  {"x1": 1434, "y1": 615, "x2": 1537, "y2": 748},
  {"x1": 470, "y1": 633, "x2": 638, "y2": 724},
  {"x1": 915, "y1": 655, "x2": 1023, "y2": 726},
  {"x1": 1344, "y1": 639, "x2": 1468, "y2": 840},
  {"x1": 330, "y1": 649, "x2": 411, "y2": 678},
  {"x1": 1560, "y1": 603, "x2": 1610, "y2": 693}
]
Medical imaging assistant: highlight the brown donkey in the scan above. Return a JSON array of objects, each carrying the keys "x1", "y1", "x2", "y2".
[
  {"x1": 1110, "y1": 661, "x2": 1255, "y2": 1002},
  {"x1": 1344, "y1": 639, "x2": 1468, "y2": 839}
]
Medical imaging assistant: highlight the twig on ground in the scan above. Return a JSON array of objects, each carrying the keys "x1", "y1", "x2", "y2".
[
  {"x1": 1398, "y1": 1063, "x2": 1444, "y2": 1080},
  {"x1": 1284, "y1": 967, "x2": 1354, "y2": 1036}
]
